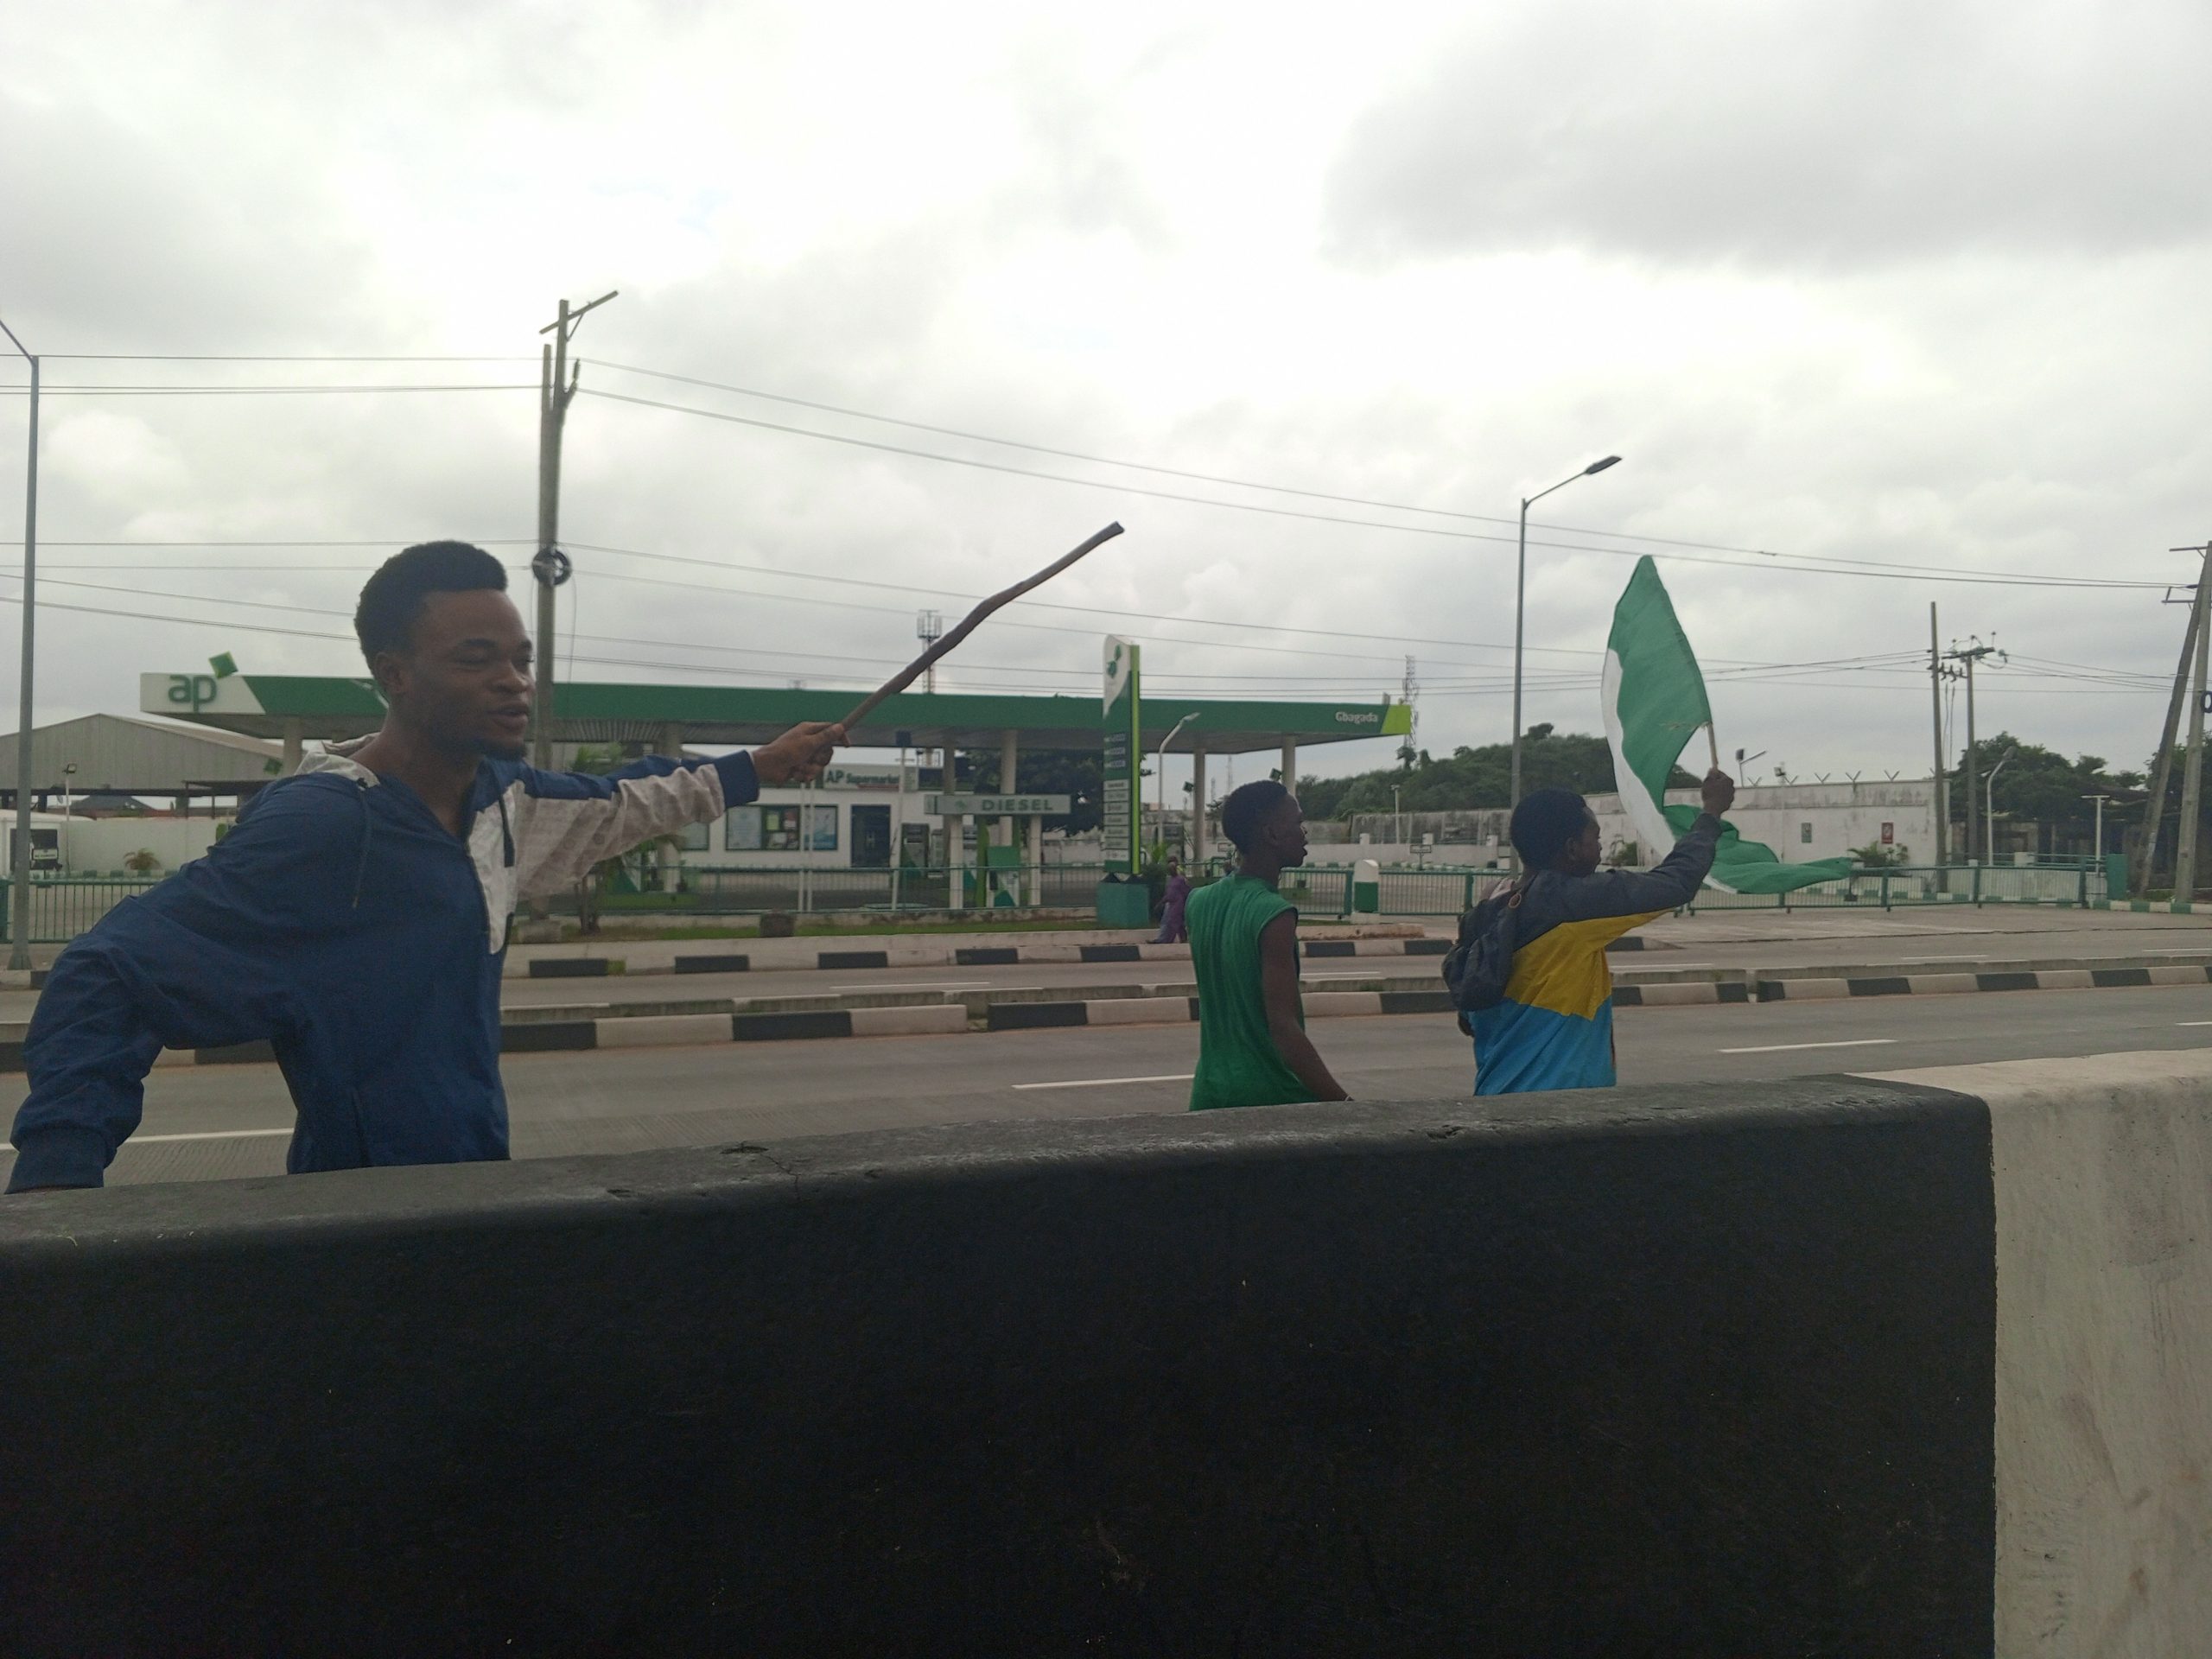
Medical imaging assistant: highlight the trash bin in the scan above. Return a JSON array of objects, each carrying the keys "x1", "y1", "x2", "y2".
[
  {"x1": 1352, "y1": 858, "x2": 1381, "y2": 915},
  {"x1": 1095, "y1": 877, "x2": 1152, "y2": 928}
]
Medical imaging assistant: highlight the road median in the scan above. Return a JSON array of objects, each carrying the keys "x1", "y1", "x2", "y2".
[{"x1": 3, "y1": 954, "x2": 2206, "y2": 1071}]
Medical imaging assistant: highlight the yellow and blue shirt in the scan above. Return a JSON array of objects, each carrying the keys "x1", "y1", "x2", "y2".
[{"x1": 1469, "y1": 816, "x2": 1721, "y2": 1095}]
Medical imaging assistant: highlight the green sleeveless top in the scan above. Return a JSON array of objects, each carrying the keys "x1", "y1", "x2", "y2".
[{"x1": 1185, "y1": 874, "x2": 1313, "y2": 1112}]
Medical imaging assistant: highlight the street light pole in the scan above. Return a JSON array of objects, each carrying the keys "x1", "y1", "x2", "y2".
[
  {"x1": 1156, "y1": 712, "x2": 1196, "y2": 850},
  {"x1": 1986, "y1": 747, "x2": 2015, "y2": 861},
  {"x1": 1511, "y1": 455, "x2": 1621, "y2": 835},
  {"x1": 2082, "y1": 792, "x2": 2110, "y2": 863},
  {"x1": 0, "y1": 315, "x2": 37, "y2": 970}
]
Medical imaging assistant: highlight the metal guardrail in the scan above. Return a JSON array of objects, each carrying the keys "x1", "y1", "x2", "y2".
[
  {"x1": 0, "y1": 860, "x2": 2108, "y2": 947},
  {"x1": 1680, "y1": 862, "x2": 2105, "y2": 912},
  {"x1": 0, "y1": 875, "x2": 163, "y2": 944},
  {"x1": 573, "y1": 864, "x2": 1127, "y2": 917},
  {"x1": 586, "y1": 862, "x2": 1480, "y2": 919}
]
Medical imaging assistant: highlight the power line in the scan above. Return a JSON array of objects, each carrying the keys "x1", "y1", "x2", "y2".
[
  {"x1": 4, "y1": 548, "x2": 1928, "y2": 681},
  {"x1": 0, "y1": 355, "x2": 2173, "y2": 590},
  {"x1": 582, "y1": 359, "x2": 2169, "y2": 592},
  {"x1": 37, "y1": 538, "x2": 533, "y2": 548},
  {"x1": 22, "y1": 535, "x2": 1597, "y2": 661},
  {"x1": 0, "y1": 585, "x2": 2159, "y2": 698},
  {"x1": 0, "y1": 384, "x2": 536, "y2": 397},
  {"x1": 0, "y1": 571, "x2": 1426, "y2": 688},
  {"x1": 14, "y1": 534, "x2": 2171, "y2": 666},
  {"x1": 37, "y1": 353, "x2": 533, "y2": 362},
  {"x1": 0, "y1": 549, "x2": 2145, "y2": 690}
]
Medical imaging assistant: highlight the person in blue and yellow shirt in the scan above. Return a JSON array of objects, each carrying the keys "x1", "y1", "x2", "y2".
[{"x1": 1468, "y1": 767, "x2": 1735, "y2": 1095}]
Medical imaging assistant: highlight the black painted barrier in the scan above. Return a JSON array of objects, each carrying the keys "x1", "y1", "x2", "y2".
[
  {"x1": 527, "y1": 957, "x2": 613, "y2": 978},
  {"x1": 0, "y1": 1083, "x2": 1997, "y2": 1656},
  {"x1": 817, "y1": 949, "x2": 890, "y2": 969},
  {"x1": 671, "y1": 953, "x2": 750, "y2": 974}
]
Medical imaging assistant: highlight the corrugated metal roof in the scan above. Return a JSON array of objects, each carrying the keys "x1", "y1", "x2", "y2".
[{"x1": 0, "y1": 714, "x2": 283, "y2": 791}]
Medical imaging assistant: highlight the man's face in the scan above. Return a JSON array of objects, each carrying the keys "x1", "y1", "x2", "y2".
[
  {"x1": 1266, "y1": 794, "x2": 1311, "y2": 868},
  {"x1": 1563, "y1": 812, "x2": 1604, "y2": 877},
  {"x1": 374, "y1": 588, "x2": 534, "y2": 760}
]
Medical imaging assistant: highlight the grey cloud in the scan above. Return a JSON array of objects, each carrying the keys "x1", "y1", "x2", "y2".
[
  {"x1": 1323, "y1": 0, "x2": 2212, "y2": 270},
  {"x1": 0, "y1": 92, "x2": 385, "y2": 352},
  {"x1": 979, "y1": 38, "x2": 1177, "y2": 251}
]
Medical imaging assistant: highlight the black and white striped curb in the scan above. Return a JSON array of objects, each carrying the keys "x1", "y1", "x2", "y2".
[
  {"x1": 0, "y1": 1004, "x2": 976, "y2": 1068},
  {"x1": 1751, "y1": 963, "x2": 2212, "y2": 1001},
  {"x1": 982, "y1": 988, "x2": 1459, "y2": 1032},
  {"x1": 512, "y1": 935, "x2": 1459, "y2": 979},
  {"x1": 1612, "y1": 982, "x2": 1752, "y2": 1007},
  {"x1": 8, "y1": 956, "x2": 2205, "y2": 1071},
  {"x1": 0, "y1": 988, "x2": 1460, "y2": 1071}
]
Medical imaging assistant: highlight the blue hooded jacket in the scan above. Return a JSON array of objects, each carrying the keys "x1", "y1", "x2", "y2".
[{"x1": 6, "y1": 743, "x2": 758, "y2": 1191}]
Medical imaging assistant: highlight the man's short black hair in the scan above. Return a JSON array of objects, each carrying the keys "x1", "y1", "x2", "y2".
[
  {"x1": 1221, "y1": 779, "x2": 1291, "y2": 852},
  {"x1": 1510, "y1": 786, "x2": 1591, "y2": 868},
  {"x1": 353, "y1": 541, "x2": 509, "y2": 665}
]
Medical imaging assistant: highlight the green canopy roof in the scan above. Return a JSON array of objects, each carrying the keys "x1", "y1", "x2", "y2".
[{"x1": 140, "y1": 672, "x2": 1412, "y2": 755}]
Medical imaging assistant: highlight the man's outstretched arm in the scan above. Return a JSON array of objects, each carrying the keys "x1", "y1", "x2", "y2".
[
  {"x1": 511, "y1": 721, "x2": 842, "y2": 898},
  {"x1": 1554, "y1": 768, "x2": 1736, "y2": 923}
]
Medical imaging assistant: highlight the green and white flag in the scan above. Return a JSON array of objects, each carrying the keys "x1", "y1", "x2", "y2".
[{"x1": 1601, "y1": 556, "x2": 1853, "y2": 895}]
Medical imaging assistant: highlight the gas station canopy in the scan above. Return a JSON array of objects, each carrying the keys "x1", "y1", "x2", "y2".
[{"x1": 142, "y1": 674, "x2": 1414, "y2": 756}]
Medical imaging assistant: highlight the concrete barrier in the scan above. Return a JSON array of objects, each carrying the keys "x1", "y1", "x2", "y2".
[
  {"x1": 3, "y1": 1058, "x2": 2206, "y2": 1654},
  {"x1": 1868, "y1": 1051, "x2": 2212, "y2": 1656}
]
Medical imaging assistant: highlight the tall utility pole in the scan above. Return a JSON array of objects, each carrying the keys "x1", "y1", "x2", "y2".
[
  {"x1": 2135, "y1": 566, "x2": 2205, "y2": 896},
  {"x1": 531, "y1": 290, "x2": 618, "y2": 775},
  {"x1": 1, "y1": 316, "x2": 38, "y2": 971},
  {"x1": 518, "y1": 290, "x2": 616, "y2": 938},
  {"x1": 1944, "y1": 637, "x2": 2004, "y2": 862},
  {"x1": 2172, "y1": 541, "x2": 2212, "y2": 900},
  {"x1": 1929, "y1": 603, "x2": 1948, "y2": 866}
]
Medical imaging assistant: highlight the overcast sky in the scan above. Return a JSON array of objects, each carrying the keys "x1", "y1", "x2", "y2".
[{"x1": 3, "y1": 0, "x2": 2207, "y2": 794}]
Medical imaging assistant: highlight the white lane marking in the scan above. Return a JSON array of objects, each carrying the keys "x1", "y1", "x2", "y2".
[
  {"x1": 0, "y1": 1126, "x2": 293, "y2": 1155},
  {"x1": 1013, "y1": 1073, "x2": 1195, "y2": 1091},
  {"x1": 831, "y1": 981, "x2": 992, "y2": 993},
  {"x1": 2150, "y1": 950, "x2": 2212, "y2": 956},
  {"x1": 1304, "y1": 972, "x2": 1381, "y2": 981},
  {"x1": 1718, "y1": 1039, "x2": 1899, "y2": 1056},
  {"x1": 1901, "y1": 955, "x2": 1988, "y2": 963},
  {"x1": 2176, "y1": 1021, "x2": 2212, "y2": 1027}
]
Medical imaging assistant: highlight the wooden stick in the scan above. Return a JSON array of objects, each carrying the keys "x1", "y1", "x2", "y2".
[
  {"x1": 1707, "y1": 723, "x2": 1721, "y2": 774},
  {"x1": 840, "y1": 523, "x2": 1126, "y2": 728}
]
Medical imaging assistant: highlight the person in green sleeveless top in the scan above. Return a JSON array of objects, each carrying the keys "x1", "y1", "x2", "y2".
[{"x1": 1186, "y1": 780, "x2": 1350, "y2": 1111}]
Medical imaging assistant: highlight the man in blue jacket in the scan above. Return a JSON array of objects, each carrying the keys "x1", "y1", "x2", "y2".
[{"x1": 8, "y1": 541, "x2": 841, "y2": 1192}]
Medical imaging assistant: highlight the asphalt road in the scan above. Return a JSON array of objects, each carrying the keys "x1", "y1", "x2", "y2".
[{"x1": 7, "y1": 978, "x2": 2210, "y2": 1188}]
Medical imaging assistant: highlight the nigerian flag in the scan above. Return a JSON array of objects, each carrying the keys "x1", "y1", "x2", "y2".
[{"x1": 1601, "y1": 556, "x2": 1853, "y2": 895}]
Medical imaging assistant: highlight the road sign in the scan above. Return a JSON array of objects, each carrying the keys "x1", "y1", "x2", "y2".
[
  {"x1": 923, "y1": 794, "x2": 1071, "y2": 817},
  {"x1": 1102, "y1": 637, "x2": 1141, "y2": 874}
]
